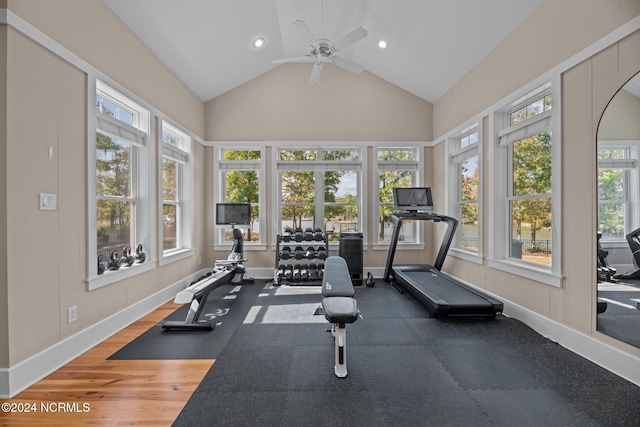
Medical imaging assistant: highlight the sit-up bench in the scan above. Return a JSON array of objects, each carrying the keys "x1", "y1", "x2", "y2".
[{"x1": 322, "y1": 256, "x2": 359, "y2": 377}]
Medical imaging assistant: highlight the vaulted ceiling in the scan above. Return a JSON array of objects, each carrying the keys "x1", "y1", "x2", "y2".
[{"x1": 102, "y1": 0, "x2": 543, "y2": 103}]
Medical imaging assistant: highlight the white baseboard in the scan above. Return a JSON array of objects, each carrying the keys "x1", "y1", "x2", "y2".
[{"x1": 0, "y1": 269, "x2": 207, "y2": 399}]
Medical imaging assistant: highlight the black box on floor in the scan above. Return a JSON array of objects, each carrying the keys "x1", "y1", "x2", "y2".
[{"x1": 339, "y1": 232, "x2": 363, "y2": 286}]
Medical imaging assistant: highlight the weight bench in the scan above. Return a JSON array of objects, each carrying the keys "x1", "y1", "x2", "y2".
[{"x1": 322, "y1": 256, "x2": 359, "y2": 377}]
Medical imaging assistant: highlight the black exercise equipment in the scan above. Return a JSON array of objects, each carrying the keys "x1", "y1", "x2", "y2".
[
  {"x1": 316, "y1": 246, "x2": 327, "y2": 260},
  {"x1": 614, "y1": 226, "x2": 640, "y2": 280},
  {"x1": 285, "y1": 264, "x2": 294, "y2": 280},
  {"x1": 305, "y1": 247, "x2": 316, "y2": 259},
  {"x1": 163, "y1": 228, "x2": 250, "y2": 331},
  {"x1": 313, "y1": 227, "x2": 324, "y2": 241},
  {"x1": 282, "y1": 227, "x2": 293, "y2": 242},
  {"x1": 294, "y1": 246, "x2": 304, "y2": 260},
  {"x1": 294, "y1": 227, "x2": 304, "y2": 242},
  {"x1": 384, "y1": 211, "x2": 503, "y2": 318},
  {"x1": 135, "y1": 243, "x2": 146, "y2": 263},
  {"x1": 304, "y1": 227, "x2": 314, "y2": 241},
  {"x1": 108, "y1": 249, "x2": 121, "y2": 270},
  {"x1": 281, "y1": 246, "x2": 291, "y2": 260},
  {"x1": 121, "y1": 245, "x2": 135, "y2": 267},
  {"x1": 321, "y1": 256, "x2": 359, "y2": 377},
  {"x1": 97, "y1": 254, "x2": 106, "y2": 274},
  {"x1": 597, "y1": 232, "x2": 617, "y2": 282},
  {"x1": 339, "y1": 232, "x2": 364, "y2": 286}
]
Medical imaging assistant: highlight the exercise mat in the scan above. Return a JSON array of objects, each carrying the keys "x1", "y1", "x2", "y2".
[{"x1": 109, "y1": 280, "x2": 266, "y2": 360}]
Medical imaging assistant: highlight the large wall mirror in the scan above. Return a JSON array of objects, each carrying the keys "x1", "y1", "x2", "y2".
[{"x1": 596, "y1": 71, "x2": 640, "y2": 347}]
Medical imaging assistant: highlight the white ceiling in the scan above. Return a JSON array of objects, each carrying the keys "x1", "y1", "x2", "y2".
[{"x1": 102, "y1": 0, "x2": 543, "y2": 103}]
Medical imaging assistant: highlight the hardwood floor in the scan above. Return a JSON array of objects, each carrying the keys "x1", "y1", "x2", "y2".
[{"x1": 0, "y1": 302, "x2": 213, "y2": 426}]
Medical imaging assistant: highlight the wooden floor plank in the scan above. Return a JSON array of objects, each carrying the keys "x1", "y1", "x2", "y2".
[{"x1": 0, "y1": 302, "x2": 213, "y2": 427}]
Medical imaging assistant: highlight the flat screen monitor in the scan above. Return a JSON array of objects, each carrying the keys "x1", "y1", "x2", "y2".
[
  {"x1": 392, "y1": 187, "x2": 433, "y2": 211},
  {"x1": 215, "y1": 203, "x2": 251, "y2": 226}
]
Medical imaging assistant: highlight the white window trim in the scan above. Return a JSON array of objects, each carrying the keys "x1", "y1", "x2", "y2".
[
  {"x1": 445, "y1": 122, "x2": 483, "y2": 263},
  {"x1": 87, "y1": 79, "x2": 156, "y2": 290},
  {"x1": 372, "y1": 144, "x2": 423, "y2": 251},
  {"x1": 488, "y1": 76, "x2": 563, "y2": 287},
  {"x1": 274, "y1": 144, "x2": 366, "y2": 249},
  {"x1": 597, "y1": 140, "x2": 640, "y2": 244},
  {"x1": 159, "y1": 120, "x2": 194, "y2": 266},
  {"x1": 213, "y1": 144, "x2": 267, "y2": 250}
]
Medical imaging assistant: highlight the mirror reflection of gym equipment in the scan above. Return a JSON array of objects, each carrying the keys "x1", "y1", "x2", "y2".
[{"x1": 596, "y1": 71, "x2": 640, "y2": 348}]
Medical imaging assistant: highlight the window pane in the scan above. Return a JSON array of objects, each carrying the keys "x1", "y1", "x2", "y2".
[
  {"x1": 163, "y1": 204, "x2": 177, "y2": 250},
  {"x1": 96, "y1": 133, "x2": 131, "y2": 197},
  {"x1": 510, "y1": 198, "x2": 552, "y2": 265},
  {"x1": 225, "y1": 170, "x2": 259, "y2": 204},
  {"x1": 377, "y1": 149, "x2": 414, "y2": 161},
  {"x1": 97, "y1": 199, "x2": 133, "y2": 260},
  {"x1": 162, "y1": 130, "x2": 181, "y2": 147},
  {"x1": 163, "y1": 159, "x2": 178, "y2": 202},
  {"x1": 512, "y1": 132, "x2": 551, "y2": 197},
  {"x1": 378, "y1": 170, "x2": 415, "y2": 242},
  {"x1": 598, "y1": 202, "x2": 625, "y2": 240},
  {"x1": 322, "y1": 149, "x2": 360, "y2": 161},
  {"x1": 461, "y1": 157, "x2": 479, "y2": 200},
  {"x1": 282, "y1": 171, "x2": 314, "y2": 203},
  {"x1": 325, "y1": 171, "x2": 358, "y2": 239},
  {"x1": 461, "y1": 202, "x2": 479, "y2": 251},
  {"x1": 223, "y1": 149, "x2": 261, "y2": 160},
  {"x1": 280, "y1": 150, "x2": 316, "y2": 161},
  {"x1": 598, "y1": 169, "x2": 624, "y2": 201}
]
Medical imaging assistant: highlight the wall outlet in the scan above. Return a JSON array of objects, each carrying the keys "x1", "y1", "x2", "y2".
[{"x1": 67, "y1": 306, "x2": 78, "y2": 323}]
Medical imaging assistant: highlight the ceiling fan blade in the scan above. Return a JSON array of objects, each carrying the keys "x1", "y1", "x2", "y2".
[
  {"x1": 332, "y1": 26, "x2": 368, "y2": 51},
  {"x1": 332, "y1": 56, "x2": 365, "y2": 74},
  {"x1": 292, "y1": 19, "x2": 318, "y2": 48},
  {"x1": 272, "y1": 55, "x2": 315, "y2": 64},
  {"x1": 309, "y1": 63, "x2": 323, "y2": 85}
]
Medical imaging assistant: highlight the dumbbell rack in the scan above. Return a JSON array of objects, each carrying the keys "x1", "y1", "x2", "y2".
[{"x1": 274, "y1": 230, "x2": 329, "y2": 286}]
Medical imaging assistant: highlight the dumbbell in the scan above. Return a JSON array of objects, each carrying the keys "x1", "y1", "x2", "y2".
[
  {"x1": 300, "y1": 263, "x2": 309, "y2": 280},
  {"x1": 284, "y1": 264, "x2": 294, "y2": 280},
  {"x1": 305, "y1": 247, "x2": 316, "y2": 259},
  {"x1": 293, "y1": 264, "x2": 302, "y2": 280},
  {"x1": 294, "y1": 227, "x2": 304, "y2": 242},
  {"x1": 280, "y1": 246, "x2": 291, "y2": 260},
  {"x1": 304, "y1": 228, "x2": 314, "y2": 241},
  {"x1": 276, "y1": 265, "x2": 285, "y2": 281},
  {"x1": 308, "y1": 262, "x2": 318, "y2": 280},
  {"x1": 121, "y1": 246, "x2": 135, "y2": 267},
  {"x1": 108, "y1": 249, "x2": 121, "y2": 270},
  {"x1": 282, "y1": 227, "x2": 293, "y2": 242},
  {"x1": 316, "y1": 246, "x2": 327, "y2": 260},
  {"x1": 317, "y1": 262, "x2": 325, "y2": 279},
  {"x1": 136, "y1": 243, "x2": 146, "y2": 263},
  {"x1": 313, "y1": 227, "x2": 324, "y2": 241},
  {"x1": 294, "y1": 246, "x2": 304, "y2": 260}
]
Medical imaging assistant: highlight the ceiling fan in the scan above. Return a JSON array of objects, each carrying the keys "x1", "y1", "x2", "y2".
[{"x1": 273, "y1": 19, "x2": 368, "y2": 85}]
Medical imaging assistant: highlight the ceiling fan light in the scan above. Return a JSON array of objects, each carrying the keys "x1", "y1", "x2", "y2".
[
  {"x1": 378, "y1": 39, "x2": 388, "y2": 49},
  {"x1": 252, "y1": 37, "x2": 265, "y2": 48}
]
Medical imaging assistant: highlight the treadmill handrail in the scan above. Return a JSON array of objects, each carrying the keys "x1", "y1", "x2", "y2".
[{"x1": 383, "y1": 212, "x2": 458, "y2": 281}]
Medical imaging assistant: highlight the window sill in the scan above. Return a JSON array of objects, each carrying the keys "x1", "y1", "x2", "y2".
[
  {"x1": 214, "y1": 243, "x2": 267, "y2": 251},
  {"x1": 488, "y1": 258, "x2": 563, "y2": 287},
  {"x1": 372, "y1": 243, "x2": 425, "y2": 251},
  {"x1": 159, "y1": 248, "x2": 194, "y2": 267},
  {"x1": 86, "y1": 261, "x2": 155, "y2": 291},
  {"x1": 449, "y1": 248, "x2": 483, "y2": 264}
]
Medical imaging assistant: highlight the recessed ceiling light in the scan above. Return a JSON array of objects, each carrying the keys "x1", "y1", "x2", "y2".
[
  {"x1": 378, "y1": 40, "x2": 388, "y2": 49},
  {"x1": 252, "y1": 37, "x2": 265, "y2": 48}
]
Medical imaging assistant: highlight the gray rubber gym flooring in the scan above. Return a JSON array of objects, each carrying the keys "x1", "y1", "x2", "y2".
[{"x1": 172, "y1": 281, "x2": 640, "y2": 426}]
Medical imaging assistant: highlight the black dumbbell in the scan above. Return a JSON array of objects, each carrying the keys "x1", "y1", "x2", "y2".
[
  {"x1": 293, "y1": 264, "x2": 302, "y2": 280},
  {"x1": 300, "y1": 263, "x2": 309, "y2": 280},
  {"x1": 313, "y1": 227, "x2": 324, "y2": 241},
  {"x1": 294, "y1": 246, "x2": 304, "y2": 260},
  {"x1": 305, "y1": 247, "x2": 316, "y2": 259},
  {"x1": 281, "y1": 246, "x2": 291, "y2": 260},
  {"x1": 317, "y1": 262, "x2": 325, "y2": 279},
  {"x1": 308, "y1": 262, "x2": 318, "y2": 280},
  {"x1": 316, "y1": 246, "x2": 327, "y2": 260},
  {"x1": 276, "y1": 265, "x2": 285, "y2": 281},
  {"x1": 97, "y1": 254, "x2": 106, "y2": 274},
  {"x1": 284, "y1": 264, "x2": 294, "y2": 280},
  {"x1": 304, "y1": 228, "x2": 313, "y2": 241},
  {"x1": 121, "y1": 245, "x2": 135, "y2": 266},
  {"x1": 282, "y1": 227, "x2": 292, "y2": 242},
  {"x1": 294, "y1": 227, "x2": 304, "y2": 242}
]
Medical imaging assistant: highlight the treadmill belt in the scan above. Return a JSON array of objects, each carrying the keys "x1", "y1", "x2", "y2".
[{"x1": 393, "y1": 266, "x2": 500, "y2": 316}]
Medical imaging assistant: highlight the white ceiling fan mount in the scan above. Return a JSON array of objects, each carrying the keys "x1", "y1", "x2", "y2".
[{"x1": 273, "y1": 19, "x2": 368, "y2": 85}]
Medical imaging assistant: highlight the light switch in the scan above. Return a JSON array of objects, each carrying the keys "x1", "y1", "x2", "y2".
[{"x1": 39, "y1": 193, "x2": 57, "y2": 211}]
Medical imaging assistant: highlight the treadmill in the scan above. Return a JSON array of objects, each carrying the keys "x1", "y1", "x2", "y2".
[{"x1": 383, "y1": 188, "x2": 503, "y2": 318}]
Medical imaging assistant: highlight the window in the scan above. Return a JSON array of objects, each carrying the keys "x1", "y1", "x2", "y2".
[
  {"x1": 277, "y1": 147, "x2": 362, "y2": 242},
  {"x1": 161, "y1": 121, "x2": 192, "y2": 257},
  {"x1": 598, "y1": 144, "x2": 638, "y2": 240},
  {"x1": 91, "y1": 80, "x2": 152, "y2": 289},
  {"x1": 491, "y1": 80, "x2": 561, "y2": 286},
  {"x1": 216, "y1": 147, "x2": 264, "y2": 245},
  {"x1": 375, "y1": 148, "x2": 419, "y2": 244},
  {"x1": 449, "y1": 127, "x2": 481, "y2": 254}
]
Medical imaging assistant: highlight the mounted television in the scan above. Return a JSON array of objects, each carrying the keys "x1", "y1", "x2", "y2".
[
  {"x1": 215, "y1": 203, "x2": 251, "y2": 226},
  {"x1": 392, "y1": 187, "x2": 434, "y2": 212}
]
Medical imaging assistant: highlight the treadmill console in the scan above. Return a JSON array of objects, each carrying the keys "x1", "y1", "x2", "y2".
[{"x1": 392, "y1": 187, "x2": 433, "y2": 212}]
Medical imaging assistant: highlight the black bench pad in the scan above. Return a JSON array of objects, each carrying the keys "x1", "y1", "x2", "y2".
[
  {"x1": 322, "y1": 297, "x2": 358, "y2": 324},
  {"x1": 322, "y1": 256, "x2": 355, "y2": 297}
]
